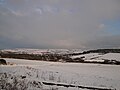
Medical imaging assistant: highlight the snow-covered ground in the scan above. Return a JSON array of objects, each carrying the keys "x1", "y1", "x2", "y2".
[
  {"x1": 99, "y1": 53, "x2": 120, "y2": 61},
  {"x1": 71, "y1": 53, "x2": 101, "y2": 60},
  {"x1": 71, "y1": 53, "x2": 120, "y2": 63},
  {"x1": 0, "y1": 58, "x2": 120, "y2": 90}
]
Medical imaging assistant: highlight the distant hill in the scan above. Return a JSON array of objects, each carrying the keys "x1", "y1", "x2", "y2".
[
  {"x1": 0, "y1": 48, "x2": 120, "y2": 65},
  {"x1": 70, "y1": 49, "x2": 120, "y2": 56},
  {"x1": 83, "y1": 49, "x2": 120, "y2": 54}
]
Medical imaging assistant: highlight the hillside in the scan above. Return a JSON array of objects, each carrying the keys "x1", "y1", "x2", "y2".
[{"x1": 0, "y1": 49, "x2": 120, "y2": 65}]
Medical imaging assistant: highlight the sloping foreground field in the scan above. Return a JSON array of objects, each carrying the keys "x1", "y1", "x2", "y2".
[{"x1": 0, "y1": 58, "x2": 120, "y2": 90}]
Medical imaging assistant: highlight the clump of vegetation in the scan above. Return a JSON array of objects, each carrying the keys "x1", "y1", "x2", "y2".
[
  {"x1": 0, "y1": 73, "x2": 43, "y2": 90},
  {"x1": 0, "y1": 59, "x2": 7, "y2": 65}
]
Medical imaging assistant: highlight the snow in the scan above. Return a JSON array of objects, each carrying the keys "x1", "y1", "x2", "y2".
[
  {"x1": 71, "y1": 53, "x2": 101, "y2": 60},
  {"x1": 99, "y1": 53, "x2": 120, "y2": 61},
  {"x1": 71, "y1": 53, "x2": 120, "y2": 62},
  {"x1": 0, "y1": 58, "x2": 120, "y2": 90},
  {"x1": 1, "y1": 48, "x2": 83, "y2": 55}
]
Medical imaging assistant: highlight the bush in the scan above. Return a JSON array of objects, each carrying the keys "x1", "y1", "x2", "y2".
[{"x1": 0, "y1": 59, "x2": 7, "y2": 65}]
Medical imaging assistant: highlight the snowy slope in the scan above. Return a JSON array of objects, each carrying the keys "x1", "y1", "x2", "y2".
[
  {"x1": 98, "y1": 53, "x2": 120, "y2": 61},
  {"x1": 71, "y1": 53, "x2": 101, "y2": 60},
  {"x1": 71, "y1": 53, "x2": 120, "y2": 62},
  {"x1": 0, "y1": 58, "x2": 120, "y2": 90}
]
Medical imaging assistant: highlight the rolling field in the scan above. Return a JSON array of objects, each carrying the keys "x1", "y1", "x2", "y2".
[{"x1": 0, "y1": 58, "x2": 120, "y2": 90}]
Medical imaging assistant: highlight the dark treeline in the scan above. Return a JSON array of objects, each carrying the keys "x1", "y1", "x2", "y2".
[
  {"x1": 84, "y1": 49, "x2": 120, "y2": 53},
  {"x1": 0, "y1": 52, "x2": 70, "y2": 62},
  {"x1": 69, "y1": 49, "x2": 120, "y2": 56}
]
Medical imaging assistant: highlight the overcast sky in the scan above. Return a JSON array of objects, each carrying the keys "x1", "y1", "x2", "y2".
[{"x1": 0, "y1": 0, "x2": 120, "y2": 49}]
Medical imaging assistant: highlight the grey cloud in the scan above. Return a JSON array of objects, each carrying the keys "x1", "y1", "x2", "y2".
[
  {"x1": 0, "y1": 0, "x2": 120, "y2": 49},
  {"x1": 84, "y1": 35, "x2": 120, "y2": 49}
]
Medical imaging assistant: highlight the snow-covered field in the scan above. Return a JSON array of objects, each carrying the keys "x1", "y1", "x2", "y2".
[
  {"x1": 71, "y1": 53, "x2": 120, "y2": 63},
  {"x1": 0, "y1": 58, "x2": 120, "y2": 90}
]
